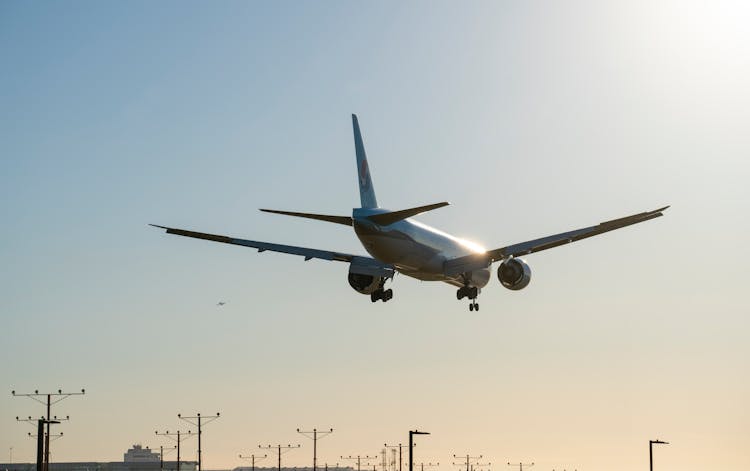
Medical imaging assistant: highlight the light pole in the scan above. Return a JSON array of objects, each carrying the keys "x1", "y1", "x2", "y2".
[
  {"x1": 297, "y1": 427, "x2": 333, "y2": 471},
  {"x1": 178, "y1": 412, "x2": 220, "y2": 471},
  {"x1": 408, "y1": 430, "x2": 429, "y2": 471},
  {"x1": 649, "y1": 440, "x2": 669, "y2": 471},
  {"x1": 12, "y1": 388, "x2": 85, "y2": 471},
  {"x1": 416, "y1": 462, "x2": 439, "y2": 471},
  {"x1": 159, "y1": 445, "x2": 177, "y2": 471},
  {"x1": 239, "y1": 453, "x2": 268, "y2": 471},
  {"x1": 259, "y1": 444, "x2": 300, "y2": 471},
  {"x1": 506, "y1": 463, "x2": 532, "y2": 471},
  {"x1": 342, "y1": 455, "x2": 376, "y2": 471},
  {"x1": 385, "y1": 443, "x2": 413, "y2": 471},
  {"x1": 156, "y1": 430, "x2": 193, "y2": 471},
  {"x1": 452, "y1": 454, "x2": 482, "y2": 471}
]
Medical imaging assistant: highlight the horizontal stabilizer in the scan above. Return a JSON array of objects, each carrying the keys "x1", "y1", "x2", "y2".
[
  {"x1": 366, "y1": 202, "x2": 450, "y2": 226},
  {"x1": 260, "y1": 209, "x2": 353, "y2": 226}
]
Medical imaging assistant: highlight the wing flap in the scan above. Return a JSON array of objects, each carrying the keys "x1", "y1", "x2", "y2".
[
  {"x1": 494, "y1": 206, "x2": 669, "y2": 260},
  {"x1": 150, "y1": 224, "x2": 389, "y2": 267},
  {"x1": 443, "y1": 205, "x2": 669, "y2": 275}
]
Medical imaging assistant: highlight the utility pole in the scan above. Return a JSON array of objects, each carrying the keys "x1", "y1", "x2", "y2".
[
  {"x1": 12, "y1": 389, "x2": 85, "y2": 471},
  {"x1": 239, "y1": 453, "x2": 268, "y2": 471},
  {"x1": 649, "y1": 440, "x2": 669, "y2": 471},
  {"x1": 156, "y1": 430, "x2": 193, "y2": 471},
  {"x1": 384, "y1": 443, "x2": 412, "y2": 471},
  {"x1": 408, "y1": 430, "x2": 429, "y2": 471},
  {"x1": 452, "y1": 454, "x2": 482, "y2": 471},
  {"x1": 259, "y1": 444, "x2": 300, "y2": 471},
  {"x1": 341, "y1": 455, "x2": 376, "y2": 471},
  {"x1": 178, "y1": 412, "x2": 220, "y2": 471},
  {"x1": 297, "y1": 427, "x2": 333, "y2": 471}
]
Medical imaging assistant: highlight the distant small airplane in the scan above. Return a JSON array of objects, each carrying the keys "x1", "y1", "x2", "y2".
[
  {"x1": 216, "y1": 301, "x2": 227, "y2": 306},
  {"x1": 153, "y1": 115, "x2": 668, "y2": 311}
]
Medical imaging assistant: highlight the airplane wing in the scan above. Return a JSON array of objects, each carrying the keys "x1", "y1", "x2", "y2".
[
  {"x1": 149, "y1": 224, "x2": 392, "y2": 268},
  {"x1": 444, "y1": 206, "x2": 669, "y2": 276}
]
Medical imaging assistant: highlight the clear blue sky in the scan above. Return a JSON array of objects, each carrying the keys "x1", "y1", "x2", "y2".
[{"x1": 2, "y1": 2, "x2": 748, "y2": 471}]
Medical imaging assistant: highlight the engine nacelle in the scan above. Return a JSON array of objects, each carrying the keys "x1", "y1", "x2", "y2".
[
  {"x1": 348, "y1": 259, "x2": 394, "y2": 295},
  {"x1": 347, "y1": 272, "x2": 385, "y2": 295},
  {"x1": 497, "y1": 258, "x2": 531, "y2": 290}
]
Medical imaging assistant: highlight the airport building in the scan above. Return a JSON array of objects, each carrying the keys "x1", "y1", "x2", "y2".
[{"x1": 1, "y1": 445, "x2": 197, "y2": 471}]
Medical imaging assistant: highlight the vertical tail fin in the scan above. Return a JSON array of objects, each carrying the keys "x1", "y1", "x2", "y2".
[{"x1": 352, "y1": 114, "x2": 378, "y2": 208}]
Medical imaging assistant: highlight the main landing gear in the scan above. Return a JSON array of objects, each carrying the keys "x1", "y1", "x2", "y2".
[
  {"x1": 371, "y1": 288, "x2": 393, "y2": 303},
  {"x1": 456, "y1": 286, "x2": 479, "y2": 311}
]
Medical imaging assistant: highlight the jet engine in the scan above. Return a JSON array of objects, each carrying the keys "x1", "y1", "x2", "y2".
[
  {"x1": 347, "y1": 272, "x2": 385, "y2": 295},
  {"x1": 497, "y1": 258, "x2": 531, "y2": 290},
  {"x1": 347, "y1": 258, "x2": 394, "y2": 295}
]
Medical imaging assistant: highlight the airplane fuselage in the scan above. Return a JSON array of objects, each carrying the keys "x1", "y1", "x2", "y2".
[{"x1": 352, "y1": 207, "x2": 491, "y2": 288}]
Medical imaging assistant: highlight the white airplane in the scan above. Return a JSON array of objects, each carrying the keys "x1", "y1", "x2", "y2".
[{"x1": 152, "y1": 114, "x2": 668, "y2": 311}]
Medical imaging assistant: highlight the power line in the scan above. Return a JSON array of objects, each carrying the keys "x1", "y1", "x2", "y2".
[
  {"x1": 297, "y1": 427, "x2": 334, "y2": 471},
  {"x1": 178, "y1": 412, "x2": 220, "y2": 471}
]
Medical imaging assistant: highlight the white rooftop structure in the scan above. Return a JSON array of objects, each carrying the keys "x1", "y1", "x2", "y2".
[{"x1": 124, "y1": 445, "x2": 160, "y2": 463}]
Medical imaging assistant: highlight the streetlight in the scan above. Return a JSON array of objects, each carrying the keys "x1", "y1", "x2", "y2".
[
  {"x1": 408, "y1": 430, "x2": 429, "y2": 471},
  {"x1": 649, "y1": 440, "x2": 669, "y2": 471}
]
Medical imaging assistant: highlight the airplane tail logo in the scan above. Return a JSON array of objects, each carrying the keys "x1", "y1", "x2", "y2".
[{"x1": 359, "y1": 158, "x2": 370, "y2": 189}]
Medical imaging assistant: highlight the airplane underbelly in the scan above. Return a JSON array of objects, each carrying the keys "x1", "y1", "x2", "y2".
[{"x1": 359, "y1": 234, "x2": 443, "y2": 274}]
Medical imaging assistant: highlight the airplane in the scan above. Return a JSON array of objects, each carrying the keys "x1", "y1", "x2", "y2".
[{"x1": 152, "y1": 114, "x2": 668, "y2": 311}]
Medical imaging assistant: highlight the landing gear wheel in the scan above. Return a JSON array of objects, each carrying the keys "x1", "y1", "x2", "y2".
[
  {"x1": 384, "y1": 289, "x2": 393, "y2": 302},
  {"x1": 371, "y1": 291, "x2": 380, "y2": 302},
  {"x1": 474, "y1": 302, "x2": 479, "y2": 311},
  {"x1": 469, "y1": 303, "x2": 474, "y2": 311}
]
